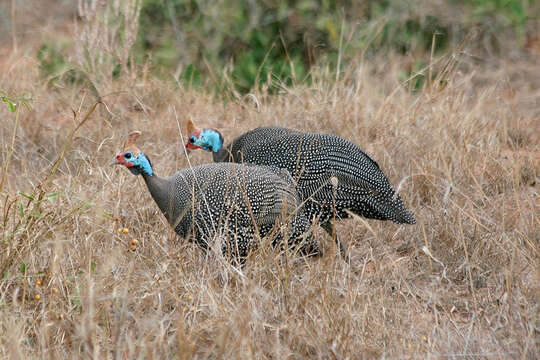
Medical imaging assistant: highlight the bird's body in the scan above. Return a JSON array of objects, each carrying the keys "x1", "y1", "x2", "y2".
[
  {"x1": 211, "y1": 127, "x2": 415, "y2": 225},
  {"x1": 113, "y1": 132, "x2": 319, "y2": 262},
  {"x1": 145, "y1": 163, "x2": 317, "y2": 258},
  {"x1": 185, "y1": 123, "x2": 415, "y2": 257}
]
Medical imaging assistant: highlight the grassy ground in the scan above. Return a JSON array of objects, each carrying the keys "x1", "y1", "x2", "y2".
[{"x1": 1, "y1": 3, "x2": 539, "y2": 359}]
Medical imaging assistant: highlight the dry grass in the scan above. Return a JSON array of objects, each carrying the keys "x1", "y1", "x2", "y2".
[{"x1": 1, "y1": 4, "x2": 539, "y2": 359}]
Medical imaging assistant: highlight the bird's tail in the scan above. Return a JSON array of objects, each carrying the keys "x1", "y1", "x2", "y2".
[
  {"x1": 385, "y1": 192, "x2": 416, "y2": 224},
  {"x1": 364, "y1": 190, "x2": 416, "y2": 225}
]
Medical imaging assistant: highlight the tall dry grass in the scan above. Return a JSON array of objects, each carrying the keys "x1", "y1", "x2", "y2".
[{"x1": 0, "y1": 3, "x2": 539, "y2": 359}]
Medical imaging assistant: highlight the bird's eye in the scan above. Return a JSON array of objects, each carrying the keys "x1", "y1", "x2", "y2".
[
  {"x1": 125, "y1": 152, "x2": 132, "y2": 159},
  {"x1": 189, "y1": 136, "x2": 196, "y2": 144}
]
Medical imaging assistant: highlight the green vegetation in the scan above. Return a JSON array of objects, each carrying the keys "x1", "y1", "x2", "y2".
[
  {"x1": 136, "y1": 0, "x2": 538, "y2": 91},
  {"x1": 34, "y1": 0, "x2": 537, "y2": 93},
  {"x1": 37, "y1": 43, "x2": 85, "y2": 86}
]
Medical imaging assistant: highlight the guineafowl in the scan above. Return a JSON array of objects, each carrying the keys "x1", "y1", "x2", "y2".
[
  {"x1": 112, "y1": 131, "x2": 319, "y2": 262},
  {"x1": 184, "y1": 120, "x2": 416, "y2": 259}
]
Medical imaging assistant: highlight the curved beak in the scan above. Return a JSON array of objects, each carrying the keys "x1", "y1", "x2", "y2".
[
  {"x1": 110, "y1": 153, "x2": 122, "y2": 166},
  {"x1": 185, "y1": 141, "x2": 201, "y2": 153},
  {"x1": 184, "y1": 132, "x2": 202, "y2": 154}
]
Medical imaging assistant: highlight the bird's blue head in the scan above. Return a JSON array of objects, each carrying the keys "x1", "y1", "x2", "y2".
[
  {"x1": 111, "y1": 131, "x2": 154, "y2": 176},
  {"x1": 184, "y1": 119, "x2": 223, "y2": 153}
]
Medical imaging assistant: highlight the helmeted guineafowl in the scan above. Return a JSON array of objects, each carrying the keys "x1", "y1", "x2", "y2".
[
  {"x1": 112, "y1": 131, "x2": 319, "y2": 262},
  {"x1": 184, "y1": 119, "x2": 416, "y2": 259}
]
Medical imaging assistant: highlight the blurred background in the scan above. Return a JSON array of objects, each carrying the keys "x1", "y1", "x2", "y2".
[{"x1": 1, "y1": 0, "x2": 539, "y2": 94}]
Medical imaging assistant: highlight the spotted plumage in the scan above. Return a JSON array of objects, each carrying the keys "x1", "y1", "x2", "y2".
[
  {"x1": 112, "y1": 131, "x2": 318, "y2": 262},
  {"x1": 185, "y1": 122, "x2": 416, "y2": 257}
]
